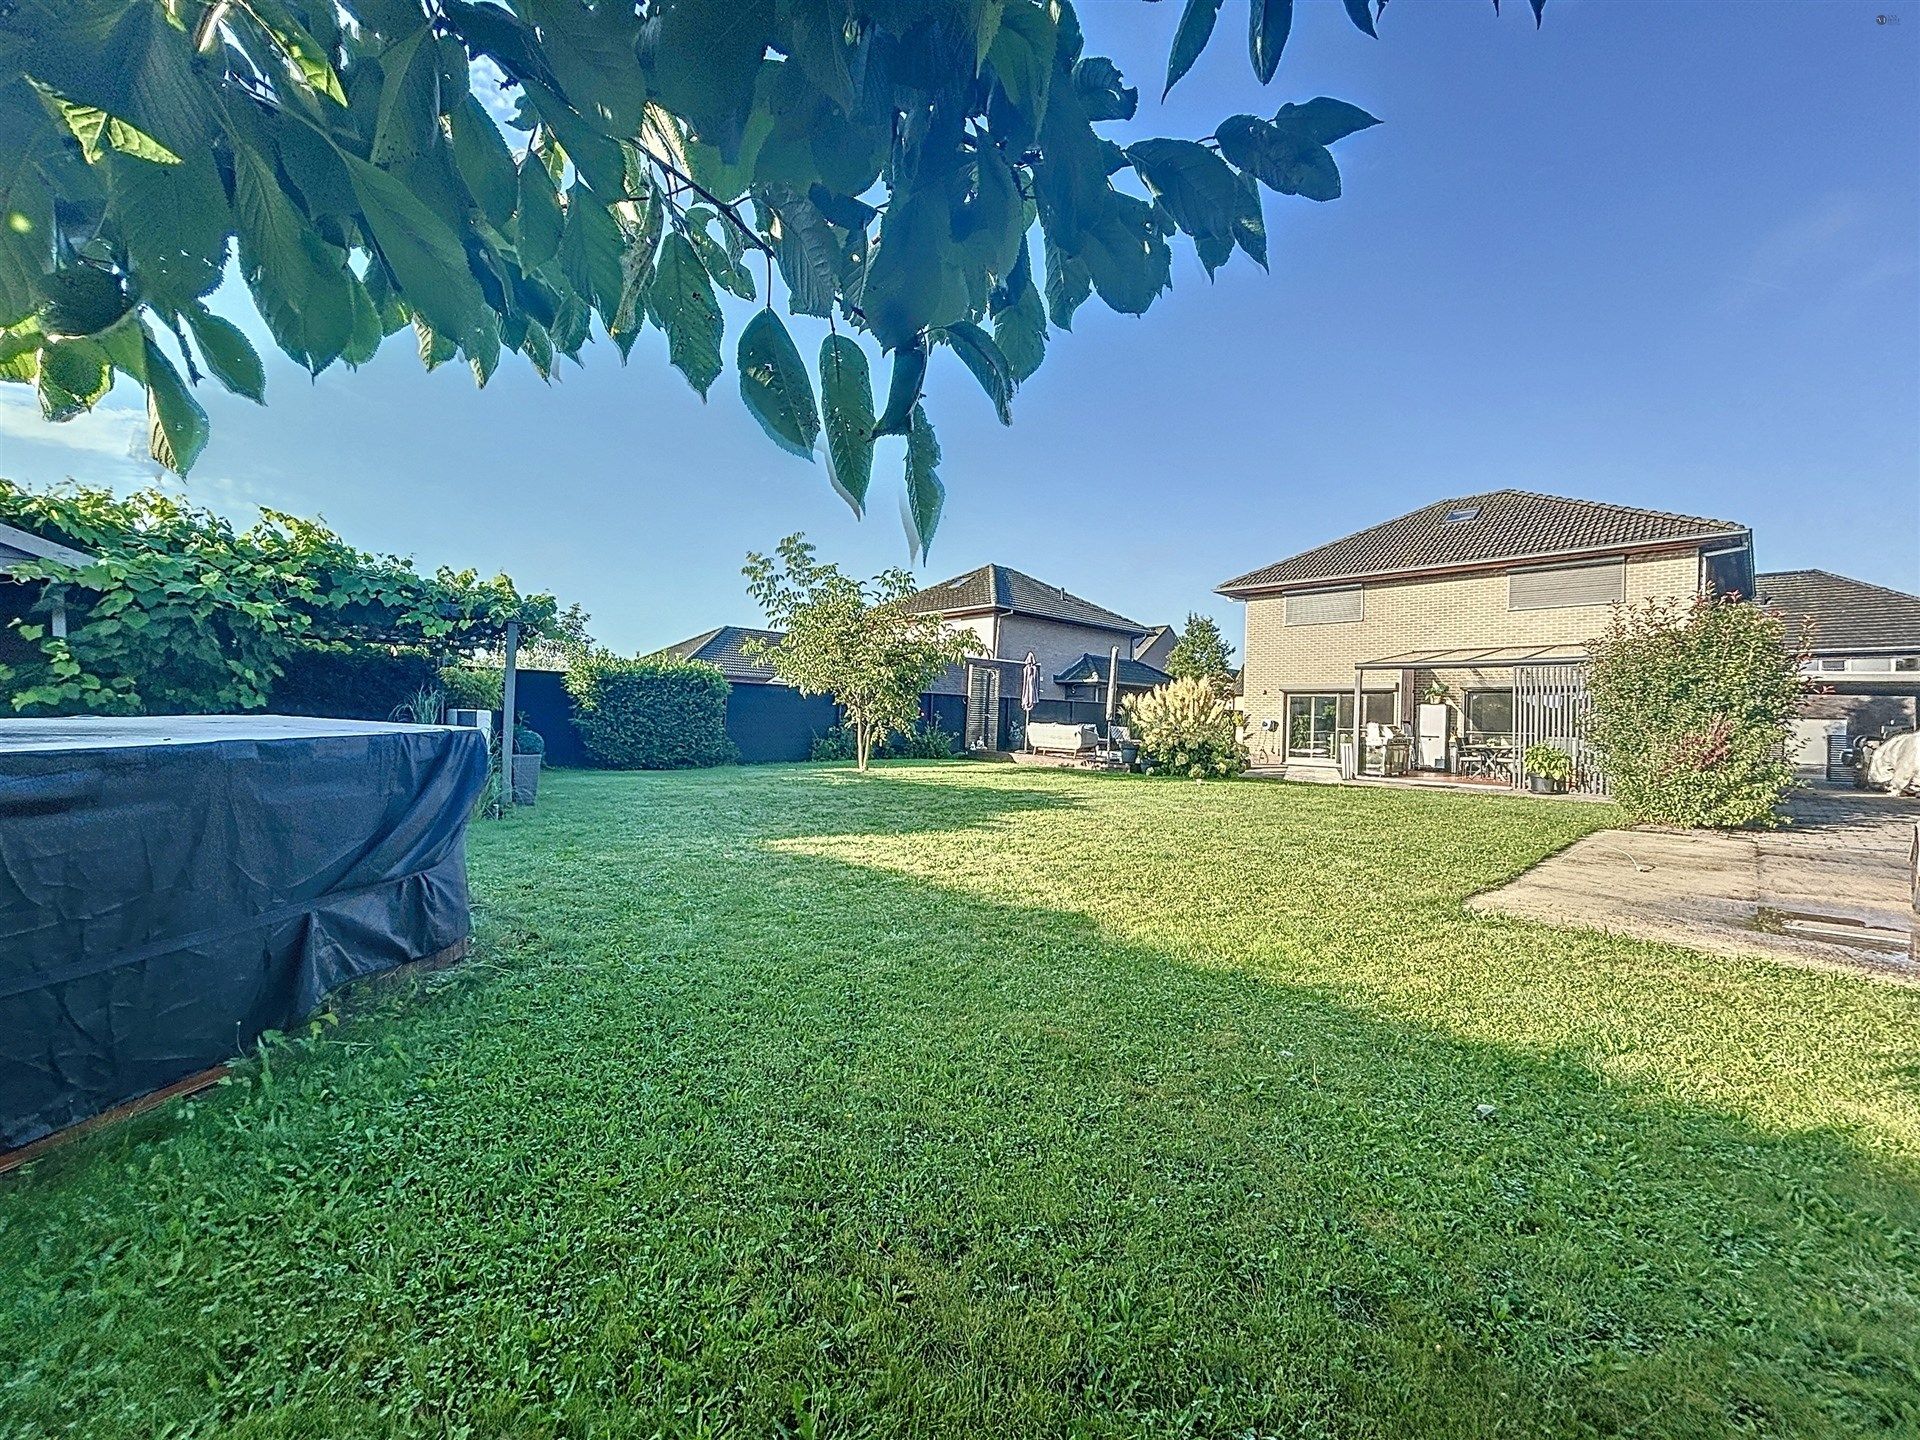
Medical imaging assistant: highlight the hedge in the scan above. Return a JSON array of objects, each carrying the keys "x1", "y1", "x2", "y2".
[{"x1": 564, "y1": 653, "x2": 737, "y2": 770}]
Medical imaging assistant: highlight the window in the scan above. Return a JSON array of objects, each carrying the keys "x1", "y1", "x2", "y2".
[
  {"x1": 1818, "y1": 658, "x2": 1847, "y2": 672},
  {"x1": 1463, "y1": 689, "x2": 1514, "y2": 742},
  {"x1": 1700, "y1": 544, "x2": 1753, "y2": 600},
  {"x1": 1286, "y1": 694, "x2": 1340, "y2": 759},
  {"x1": 1898, "y1": 658, "x2": 1919, "y2": 672},
  {"x1": 1508, "y1": 558, "x2": 1626, "y2": 611},
  {"x1": 1849, "y1": 657, "x2": 1895, "y2": 673},
  {"x1": 1444, "y1": 506, "x2": 1481, "y2": 524},
  {"x1": 1283, "y1": 586, "x2": 1363, "y2": 626},
  {"x1": 1286, "y1": 692, "x2": 1394, "y2": 760}
]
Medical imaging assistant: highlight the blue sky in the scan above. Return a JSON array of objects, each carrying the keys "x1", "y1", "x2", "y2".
[{"x1": 2, "y1": 1, "x2": 1915, "y2": 657}]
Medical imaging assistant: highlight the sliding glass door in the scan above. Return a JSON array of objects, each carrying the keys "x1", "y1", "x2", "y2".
[{"x1": 1286, "y1": 692, "x2": 1400, "y2": 763}]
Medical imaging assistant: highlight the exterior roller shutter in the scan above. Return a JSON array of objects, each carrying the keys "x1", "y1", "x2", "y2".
[
  {"x1": 1508, "y1": 559, "x2": 1625, "y2": 611},
  {"x1": 1284, "y1": 587, "x2": 1364, "y2": 626}
]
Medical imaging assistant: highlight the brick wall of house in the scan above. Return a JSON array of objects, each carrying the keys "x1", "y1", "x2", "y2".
[
  {"x1": 995, "y1": 614, "x2": 1139, "y2": 701},
  {"x1": 1237, "y1": 547, "x2": 1705, "y2": 742}
]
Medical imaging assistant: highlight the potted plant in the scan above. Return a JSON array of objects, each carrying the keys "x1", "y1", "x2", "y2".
[
  {"x1": 1524, "y1": 742, "x2": 1574, "y2": 794},
  {"x1": 510, "y1": 720, "x2": 545, "y2": 805},
  {"x1": 1421, "y1": 680, "x2": 1452, "y2": 707}
]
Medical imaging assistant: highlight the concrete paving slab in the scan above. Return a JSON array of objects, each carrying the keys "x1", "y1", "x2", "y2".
[{"x1": 1468, "y1": 788, "x2": 1919, "y2": 979}]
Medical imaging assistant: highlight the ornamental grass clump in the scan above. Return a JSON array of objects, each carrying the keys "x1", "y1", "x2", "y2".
[
  {"x1": 1125, "y1": 676, "x2": 1248, "y2": 779},
  {"x1": 1586, "y1": 594, "x2": 1807, "y2": 828}
]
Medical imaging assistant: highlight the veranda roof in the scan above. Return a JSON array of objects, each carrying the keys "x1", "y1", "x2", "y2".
[{"x1": 1355, "y1": 644, "x2": 1590, "y2": 671}]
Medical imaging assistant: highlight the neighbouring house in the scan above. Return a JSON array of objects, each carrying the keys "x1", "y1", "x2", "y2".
[
  {"x1": 1756, "y1": 570, "x2": 1920, "y2": 778},
  {"x1": 1132, "y1": 624, "x2": 1178, "y2": 672},
  {"x1": 1218, "y1": 489, "x2": 1756, "y2": 790},
  {"x1": 897, "y1": 563, "x2": 1156, "y2": 749}
]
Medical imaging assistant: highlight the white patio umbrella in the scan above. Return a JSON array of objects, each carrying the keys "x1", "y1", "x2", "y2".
[
  {"x1": 1106, "y1": 644, "x2": 1121, "y2": 726},
  {"x1": 1020, "y1": 652, "x2": 1038, "y2": 750}
]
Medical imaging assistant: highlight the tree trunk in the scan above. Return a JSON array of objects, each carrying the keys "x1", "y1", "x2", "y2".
[{"x1": 855, "y1": 718, "x2": 870, "y2": 771}]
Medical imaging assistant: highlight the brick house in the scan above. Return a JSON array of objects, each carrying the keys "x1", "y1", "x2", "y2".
[
  {"x1": 1217, "y1": 490, "x2": 1756, "y2": 787},
  {"x1": 1756, "y1": 570, "x2": 1920, "y2": 777},
  {"x1": 899, "y1": 564, "x2": 1169, "y2": 750}
]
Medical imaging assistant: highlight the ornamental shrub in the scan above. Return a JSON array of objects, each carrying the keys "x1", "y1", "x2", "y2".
[
  {"x1": 812, "y1": 717, "x2": 956, "y2": 763},
  {"x1": 1586, "y1": 595, "x2": 1807, "y2": 828},
  {"x1": 440, "y1": 665, "x2": 505, "y2": 712},
  {"x1": 1125, "y1": 676, "x2": 1248, "y2": 779},
  {"x1": 564, "y1": 653, "x2": 737, "y2": 770}
]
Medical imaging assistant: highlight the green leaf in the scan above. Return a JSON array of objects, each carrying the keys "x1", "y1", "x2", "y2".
[
  {"x1": 988, "y1": 1, "x2": 1058, "y2": 127},
  {"x1": 344, "y1": 277, "x2": 385, "y2": 365},
  {"x1": 872, "y1": 341, "x2": 927, "y2": 439},
  {"x1": 237, "y1": 0, "x2": 348, "y2": 104},
  {"x1": 1071, "y1": 57, "x2": 1137, "y2": 123},
  {"x1": 183, "y1": 307, "x2": 265, "y2": 402},
  {"x1": 759, "y1": 185, "x2": 838, "y2": 319},
  {"x1": 990, "y1": 256, "x2": 1047, "y2": 383},
  {"x1": 1342, "y1": 0, "x2": 1379, "y2": 38},
  {"x1": 1216, "y1": 112, "x2": 1345, "y2": 202},
  {"x1": 370, "y1": 28, "x2": 439, "y2": 168},
  {"x1": 1275, "y1": 97, "x2": 1382, "y2": 146},
  {"x1": 1248, "y1": 0, "x2": 1294, "y2": 84},
  {"x1": 449, "y1": 95, "x2": 517, "y2": 229},
  {"x1": 818, "y1": 333, "x2": 874, "y2": 515},
  {"x1": 862, "y1": 187, "x2": 970, "y2": 353},
  {"x1": 1042, "y1": 235, "x2": 1091, "y2": 331},
  {"x1": 515, "y1": 156, "x2": 565, "y2": 269},
  {"x1": 0, "y1": 103, "x2": 57, "y2": 327},
  {"x1": 646, "y1": 232, "x2": 723, "y2": 396},
  {"x1": 737, "y1": 309, "x2": 818, "y2": 460},
  {"x1": 342, "y1": 152, "x2": 493, "y2": 357},
  {"x1": 610, "y1": 188, "x2": 663, "y2": 355},
  {"x1": 1164, "y1": 0, "x2": 1225, "y2": 97},
  {"x1": 903, "y1": 403, "x2": 944, "y2": 561},
  {"x1": 640, "y1": 0, "x2": 771, "y2": 163},
  {"x1": 687, "y1": 221, "x2": 755, "y2": 301},
  {"x1": 1230, "y1": 169, "x2": 1268, "y2": 268},
  {"x1": 232, "y1": 149, "x2": 357, "y2": 373},
  {"x1": 521, "y1": 0, "x2": 650, "y2": 138},
  {"x1": 21, "y1": 2, "x2": 209, "y2": 160},
  {"x1": 1127, "y1": 138, "x2": 1239, "y2": 253},
  {"x1": 44, "y1": 97, "x2": 180, "y2": 165},
  {"x1": 36, "y1": 337, "x2": 109, "y2": 421},
  {"x1": 142, "y1": 335, "x2": 208, "y2": 474},
  {"x1": 939, "y1": 321, "x2": 1013, "y2": 426},
  {"x1": 104, "y1": 146, "x2": 230, "y2": 309},
  {"x1": 559, "y1": 183, "x2": 624, "y2": 324}
]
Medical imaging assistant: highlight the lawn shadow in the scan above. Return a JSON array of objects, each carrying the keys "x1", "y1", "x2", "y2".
[{"x1": 3, "y1": 767, "x2": 1916, "y2": 1439}]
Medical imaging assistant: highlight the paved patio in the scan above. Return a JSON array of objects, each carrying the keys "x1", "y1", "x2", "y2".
[{"x1": 1469, "y1": 787, "x2": 1920, "y2": 978}]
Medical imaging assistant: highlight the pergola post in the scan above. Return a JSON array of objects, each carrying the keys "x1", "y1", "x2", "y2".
[
  {"x1": 1350, "y1": 667, "x2": 1364, "y2": 777},
  {"x1": 498, "y1": 619, "x2": 520, "y2": 812}
]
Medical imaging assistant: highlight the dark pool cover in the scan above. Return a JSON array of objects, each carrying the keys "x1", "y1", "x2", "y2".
[{"x1": 0, "y1": 717, "x2": 489, "y2": 1149}]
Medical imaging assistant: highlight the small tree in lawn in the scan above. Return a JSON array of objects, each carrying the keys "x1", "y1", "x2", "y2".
[
  {"x1": 1586, "y1": 594, "x2": 1809, "y2": 828},
  {"x1": 743, "y1": 535, "x2": 979, "y2": 772},
  {"x1": 1166, "y1": 613, "x2": 1237, "y2": 697}
]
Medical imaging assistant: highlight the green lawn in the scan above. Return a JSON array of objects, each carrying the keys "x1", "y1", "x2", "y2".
[{"x1": 4, "y1": 765, "x2": 1918, "y2": 1439}]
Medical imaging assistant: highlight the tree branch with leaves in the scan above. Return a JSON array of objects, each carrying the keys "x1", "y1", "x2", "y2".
[
  {"x1": 742, "y1": 533, "x2": 978, "y2": 771},
  {"x1": 2, "y1": 0, "x2": 1544, "y2": 555}
]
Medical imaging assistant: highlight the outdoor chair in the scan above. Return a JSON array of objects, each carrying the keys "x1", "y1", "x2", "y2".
[{"x1": 1092, "y1": 724, "x2": 1135, "y2": 770}]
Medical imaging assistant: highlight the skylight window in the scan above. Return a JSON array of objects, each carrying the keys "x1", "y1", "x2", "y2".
[{"x1": 1443, "y1": 506, "x2": 1481, "y2": 524}]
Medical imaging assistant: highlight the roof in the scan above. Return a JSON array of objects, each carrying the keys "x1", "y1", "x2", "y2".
[
  {"x1": 1054, "y1": 653, "x2": 1173, "y2": 688},
  {"x1": 1217, "y1": 490, "x2": 1747, "y2": 596},
  {"x1": 0, "y1": 519, "x2": 95, "y2": 572},
  {"x1": 1757, "y1": 570, "x2": 1920, "y2": 654},
  {"x1": 900, "y1": 563, "x2": 1143, "y2": 634},
  {"x1": 655, "y1": 624, "x2": 784, "y2": 682},
  {"x1": 1357, "y1": 644, "x2": 1591, "y2": 671}
]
